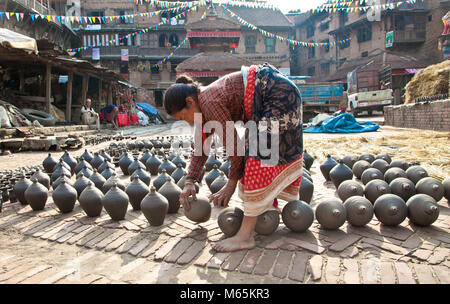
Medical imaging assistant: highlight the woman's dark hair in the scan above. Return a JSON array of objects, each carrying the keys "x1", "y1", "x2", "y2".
[{"x1": 164, "y1": 75, "x2": 199, "y2": 115}]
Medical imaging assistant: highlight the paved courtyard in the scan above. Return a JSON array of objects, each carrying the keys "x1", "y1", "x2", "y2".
[{"x1": 0, "y1": 123, "x2": 449, "y2": 284}]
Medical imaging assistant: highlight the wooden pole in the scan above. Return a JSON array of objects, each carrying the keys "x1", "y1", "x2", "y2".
[
  {"x1": 98, "y1": 78, "x2": 103, "y2": 109},
  {"x1": 108, "y1": 82, "x2": 113, "y2": 105},
  {"x1": 45, "y1": 63, "x2": 51, "y2": 113},
  {"x1": 81, "y1": 75, "x2": 88, "y2": 106},
  {"x1": 66, "y1": 71, "x2": 73, "y2": 122},
  {"x1": 19, "y1": 70, "x2": 25, "y2": 93}
]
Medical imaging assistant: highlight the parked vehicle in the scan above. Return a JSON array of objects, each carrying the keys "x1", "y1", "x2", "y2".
[{"x1": 347, "y1": 89, "x2": 393, "y2": 116}]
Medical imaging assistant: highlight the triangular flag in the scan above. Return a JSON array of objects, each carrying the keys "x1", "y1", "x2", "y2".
[
  {"x1": 16, "y1": 13, "x2": 20, "y2": 22},
  {"x1": 57, "y1": 16, "x2": 61, "y2": 23},
  {"x1": 20, "y1": 12, "x2": 24, "y2": 21}
]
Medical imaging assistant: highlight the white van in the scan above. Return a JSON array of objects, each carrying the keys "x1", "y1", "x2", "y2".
[{"x1": 348, "y1": 89, "x2": 393, "y2": 116}]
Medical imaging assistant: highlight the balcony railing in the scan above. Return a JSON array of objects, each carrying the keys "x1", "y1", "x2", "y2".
[
  {"x1": 393, "y1": 29, "x2": 426, "y2": 44},
  {"x1": 80, "y1": 46, "x2": 198, "y2": 59},
  {"x1": 12, "y1": 0, "x2": 55, "y2": 15}
]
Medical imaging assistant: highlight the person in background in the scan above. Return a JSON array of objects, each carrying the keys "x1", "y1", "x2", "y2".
[
  {"x1": 102, "y1": 104, "x2": 119, "y2": 129},
  {"x1": 81, "y1": 98, "x2": 100, "y2": 130}
]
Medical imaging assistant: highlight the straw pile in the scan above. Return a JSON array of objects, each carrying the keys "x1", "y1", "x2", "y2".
[
  {"x1": 305, "y1": 130, "x2": 450, "y2": 181},
  {"x1": 405, "y1": 60, "x2": 450, "y2": 104}
]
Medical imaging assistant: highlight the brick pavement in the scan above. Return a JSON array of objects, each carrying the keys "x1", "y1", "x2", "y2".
[{"x1": 0, "y1": 134, "x2": 449, "y2": 284}]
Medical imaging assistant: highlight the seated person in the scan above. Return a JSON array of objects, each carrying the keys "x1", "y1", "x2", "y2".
[
  {"x1": 81, "y1": 98, "x2": 100, "y2": 130},
  {"x1": 102, "y1": 104, "x2": 119, "y2": 129}
]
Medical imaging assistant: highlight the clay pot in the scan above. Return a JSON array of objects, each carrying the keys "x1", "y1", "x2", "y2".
[
  {"x1": 255, "y1": 210, "x2": 280, "y2": 235},
  {"x1": 100, "y1": 150, "x2": 112, "y2": 162},
  {"x1": 184, "y1": 195, "x2": 211, "y2": 223},
  {"x1": 415, "y1": 177, "x2": 444, "y2": 202},
  {"x1": 352, "y1": 160, "x2": 371, "y2": 180},
  {"x1": 13, "y1": 176, "x2": 32, "y2": 205},
  {"x1": 98, "y1": 160, "x2": 114, "y2": 173},
  {"x1": 443, "y1": 177, "x2": 450, "y2": 201},
  {"x1": 32, "y1": 169, "x2": 51, "y2": 190},
  {"x1": 172, "y1": 155, "x2": 187, "y2": 169},
  {"x1": 406, "y1": 166, "x2": 429, "y2": 185},
  {"x1": 152, "y1": 139, "x2": 163, "y2": 149},
  {"x1": 358, "y1": 153, "x2": 375, "y2": 164},
  {"x1": 168, "y1": 152, "x2": 177, "y2": 162},
  {"x1": 52, "y1": 180, "x2": 77, "y2": 213},
  {"x1": 74, "y1": 158, "x2": 93, "y2": 174},
  {"x1": 62, "y1": 151, "x2": 77, "y2": 173},
  {"x1": 76, "y1": 167, "x2": 93, "y2": 179},
  {"x1": 162, "y1": 139, "x2": 171, "y2": 150},
  {"x1": 153, "y1": 170, "x2": 175, "y2": 191},
  {"x1": 126, "y1": 176, "x2": 150, "y2": 211},
  {"x1": 139, "y1": 150, "x2": 152, "y2": 164},
  {"x1": 177, "y1": 173, "x2": 200, "y2": 193},
  {"x1": 210, "y1": 172, "x2": 228, "y2": 194},
  {"x1": 102, "y1": 173, "x2": 126, "y2": 194},
  {"x1": 361, "y1": 168, "x2": 384, "y2": 185},
  {"x1": 81, "y1": 149, "x2": 94, "y2": 164},
  {"x1": 24, "y1": 179, "x2": 48, "y2": 211},
  {"x1": 128, "y1": 158, "x2": 146, "y2": 176},
  {"x1": 144, "y1": 140, "x2": 154, "y2": 150},
  {"x1": 52, "y1": 175, "x2": 74, "y2": 190},
  {"x1": 73, "y1": 172, "x2": 91, "y2": 197},
  {"x1": 337, "y1": 180, "x2": 364, "y2": 202},
  {"x1": 130, "y1": 167, "x2": 151, "y2": 186},
  {"x1": 89, "y1": 169, "x2": 107, "y2": 190},
  {"x1": 51, "y1": 162, "x2": 71, "y2": 183},
  {"x1": 205, "y1": 154, "x2": 222, "y2": 172},
  {"x1": 303, "y1": 150, "x2": 315, "y2": 171},
  {"x1": 320, "y1": 155, "x2": 338, "y2": 182},
  {"x1": 384, "y1": 168, "x2": 407, "y2": 184},
  {"x1": 102, "y1": 184, "x2": 129, "y2": 221},
  {"x1": 344, "y1": 196, "x2": 374, "y2": 227},
  {"x1": 373, "y1": 194, "x2": 407, "y2": 226},
  {"x1": 342, "y1": 155, "x2": 358, "y2": 171},
  {"x1": 389, "y1": 177, "x2": 416, "y2": 202},
  {"x1": 375, "y1": 154, "x2": 392, "y2": 164},
  {"x1": 218, "y1": 207, "x2": 244, "y2": 237},
  {"x1": 146, "y1": 154, "x2": 162, "y2": 176},
  {"x1": 205, "y1": 165, "x2": 221, "y2": 189},
  {"x1": 141, "y1": 187, "x2": 169, "y2": 226},
  {"x1": 101, "y1": 167, "x2": 115, "y2": 181},
  {"x1": 219, "y1": 159, "x2": 230, "y2": 177},
  {"x1": 127, "y1": 141, "x2": 136, "y2": 150},
  {"x1": 406, "y1": 194, "x2": 440, "y2": 226},
  {"x1": 158, "y1": 157, "x2": 177, "y2": 175},
  {"x1": 389, "y1": 159, "x2": 409, "y2": 171},
  {"x1": 158, "y1": 177, "x2": 182, "y2": 213},
  {"x1": 299, "y1": 177, "x2": 314, "y2": 204},
  {"x1": 171, "y1": 164, "x2": 186, "y2": 184},
  {"x1": 54, "y1": 159, "x2": 71, "y2": 172},
  {"x1": 79, "y1": 182, "x2": 104, "y2": 217},
  {"x1": 329, "y1": 160, "x2": 353, "y2": 188},
  {"x1": 281, "y1": 200, "x2": 314, "y2": 232},
  {"x1": 42, "y1": 153, "x2": 58, "y2": 173},
  {"x1": 302, "y1": 172, "x2": 313, "y2": 183},
  {"x1": 119, "y1": 152, "x2": 133, "y2": 175},
  {"x1": 371, "y1": 159, "x2": 390, "y2": 175},
  {"x1": 315, "y1": 198, "x2": 346, "y2": 230},
  {"x1": 364, "y1": 179, "x2": 391, "y2": 204}
]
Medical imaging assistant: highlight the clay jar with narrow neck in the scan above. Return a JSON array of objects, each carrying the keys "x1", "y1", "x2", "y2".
[
  {"x1": 177, "y1": 173, "x2": 200, "y2": 194},
  {"x1": 406, "y1": 194, "x2": 439, "y2": 226},
  {"x1": 352, "y1": 160, "x2": 371, "y2": 180},
  {"x1": 52, "y1": 175, "x2": 74, "y2": 190},
  {"x1": 184, "y1": 195, "x2": 211, "y2": 223},
  {"x1": 320, "y1": 155, "x2": 338, "y2": 182},
  {"x1": 205, "y1": 165, "x2": 221, "y2": 189},
  {"x1": 315, "y1": 198, "x2": 347, "y2": 230},
  {"x1": 126, "y1": 176, "x2": 150, "y2": 211},
  {"x1": 329, "y1": 160, "x2": 353, "y2": 188},
  {"x1": 415, "y1": 177, "x2": 444, "y2": 202},
  {"x1": 389, "y1": 177, "x2": 416, "y2": 201},
  {"x1": 342, "y1": 155, "x2": 358, "y2": 171},
  {"x1": 102, "y1": 173, "x2": 126, "y2": 194},
  {"x1": 81, "y1": 149, "x2": 94, "y2": 164},
  {"x1": 171, "y1": 164, "x2": 186, "y2": 184},
  {"x1": 373, "y1": 194, "x2": 407, "y2": 226},
  {"x1": 299, "y1": 176, "x2": 314, "y2": 204},
  {"x1": 79, "y1": 182, "x2": 104, "y2": 217},
  {"x1": 43, "y1": 153, "x2": 58, "y2": 174},
  {"x1": 73, "y1": 172, "x2": 91, "y2": 197},
  {"x1": 337, "y1": 180, "x2": 364, "y2": 202},
  {"x1": 139, "y1": 150, "x2": 152, "y2": 164},
  {"x1": 62, "y1": 151, "x2": 77, "y2": 173},
  {"x1": 146, "y1": 154, "x2": 162, "y2": 176},
  {"x1": 102, "y1": 184, "x2": 129, "y2": 221},
  {"x1": 52, "y1": 180, "x2": 77, "y2": 213},
  {"x1": 130, "y1": 167, "x2": 151, "y2": 186},
  {"x1": 303, "y1": 150, "x2": 314, "y2": 171},
  {"x1": 101, "y1": 167, "x2": 115, "y2": 181},
  {"x1": 89, "y1": 169, "x2": 107, "y2": 190},
  {"x1": 128, "y1": 158, "x2": 146, "y2": 176},
  {"x1": 282, "y1": 200, "x2": 314, "y2": 232},
  {"x1": 13, "y1": 176, "x2": 32, "y2": 205},
  {"x1": 384, "y1": 168, "x2": 407, "y2": 184},
  {"x1": 205, "y1": 154, "x2": 222, "y2": 172},
  {"x1": 75, "y1": 158, "x2": 93, "y2": 174},
  {"x1": 119, "y1": 152, "x2": 133, "y2": 175},
  {"x1": 406, "y1": 166, "x2": 429, "y2": 185},
  {"x1": 32, "y1": 169, "x2": 51, "y2": 190},
  {"x1": 98, "y1": 160, "x2": 114, "y2": 173},
  {"x1": 218, "y1": 207, "x2": 244, "y2": 237},
  {"x1": 51, "y1": 162, "x2": 71, "y2": 183},
  {"x1": 344, "y1": 196, "x2": 374, "y2": 227},
  {"x1": 210, "y1": 172, "x2": 228, "y2": 194},
  {"x1": 158, "y1": 177, "x2": 182, "y2": 213},
  {"x1": 25, "y1": 179, "x2": 49, "y2": 211},
  {"x1": 153, "y1": 170, "x2": 174, "y2": 191},
  {"x1": 172, "y1": 155, "x2": 187, "y2": 169},
  {"x1": 364, "y1": 179, "x2": 391, "y2": 204},
  {"x1": 141, "y1": 186, "x2": 169, "y2": 226},
  {"x1": 158, "y1": 157, "x2": 176, "y2": 175},
  {"x1": 219, "y1": 159, "x2": 230, "y2": 177}
]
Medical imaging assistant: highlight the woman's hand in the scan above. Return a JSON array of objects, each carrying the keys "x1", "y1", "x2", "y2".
[
  {"x1": 209, "y1": 179, "x2": 238, "y2": 208},
  {"x1": 179, "y1": 182, "x2": 197, "y2": 211}
]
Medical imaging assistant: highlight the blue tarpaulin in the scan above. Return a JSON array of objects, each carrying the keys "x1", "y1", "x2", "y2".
[
  {"x1": 136, "y1": 103, "x2": 159, "y2": 116},
  {"x1": 304, "y1": 113, "x2": 380, "y2": 133}
]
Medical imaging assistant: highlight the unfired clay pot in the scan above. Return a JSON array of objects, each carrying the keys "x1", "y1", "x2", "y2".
[
  {"x1": 184, "y1": 195, "x2": 211, "y2": 223},
  {"x1": 389, "y1": 159, "x2": 409, "y2": 171},
  {"x1": 171, "y1": 164, "x2": 186, "y2": 184},
  {"x1": 303, "y1": 150, "x2": 315, "y2": 171},
  {"x1": 13, "y1": 176, "x2": 32, "y2": 205},
  {"x1": 358, "y1": 153, "x2": 375, "y2": 164},
  {"x1": 415, "y1": 177, "x2": 444, "y2": 202},
  {"x1": 302, "y1": 171, "x2": 313, "y2": 183},
  {"x1": 158, "y1": 177, "x2": 181, "y2": 213},
  {"x1": 342, "y1": 155, "x2": 358, "y2": 171},
  {"x1": 32, "y1": 169, "x2": 51, "y2": 190},
  {"x1": 320, "y1": 155, "x2": 338, "y2": 182},
  {"x1": 102, "y1": 184, "x2": 129, "y2": 221},
  {"x1": 141, "y1": 186, "x2": 169, "y2": 226},
  {"x1": 218, "y1": 207, "x2": 244, "y2": 237},
  {"x1": 205, "y1": 165, "x2": 221, "y2": 189},
  {"x1": 139, "y1": 150, "x2": 152, "y2": 164},
  {"x1": 361, "y1": 168, "x2": 383, "y2": 185},
  {"x1": 329, "y1": 160, "x2": 353, "y2": 188},
  {"x1": 51, "y1": 162, "x2": 71, "y2": 183},
  {"x1": 172, "y1": 155, "x2": 187, "y2": 169},
  {"x1": 119, "y1": 152, "x2": 133, "y2": 175},
  {"x1": 91, "y1": 153, "x2": 105, "y2": 170},
  {"x1": 89, "y1": 169, "x2": 106, "y2": 190},
  {"x1": 75, "y1": 158, "x2": 93, "y2": 174},
  {"x1": 102, "y1": 172, "x2": 126, "y2": 194},
  {"x1": 371, "y1": 159, "x2": 390, "y2": 175},
  {"x1": 76, "y1": 167, "x2": 93, "y2": 179},
  {"x1": 52, "y1": 180, "x2": 77, "y2": 213},
  {"x1": 406, "y1": 166, "x2": 429, "y2": 185},
  {"x1": 389, "y1": 177, "x2": 416, "y2": 202},
  {"x1": 126, "y1": 176, "x2": 150, "y2": 211},
  {"x1": 153, "y1": 170, "x2": 174, "y2": 191},
  {"x1": 146, "y1": 154, "x2": 162, "y2": 175},
  {"x1": 130, "y1": 167, "x2": 151, "y2": 186},
  {"x1": 281, "y1": 200, "x2": 314, "y2": 232},
  {"x1": 315, "y1": 198, "x2": 346, "y2": 230},
  {"x1": 62, "y1": 151, "x2": 77, "y2": 173},
  {"x1": 52, "y1": 175, "x2": 74, "y2": 190},
  {"x1": 352, "y1": 160, "x2": 371, "y2": 180},
  {"x1": 344, "y1": 196, "x2": 374, "y2": 227},
  {"x1": 24, "y1": 179, "x2": 48, "y2": 211},
  {"x1": 443, "y1": 177, "x2": 450, "y2": 201},
  {"x1": 210, "y1": 172, "x2": 228, "y2": 194},
  {"x1": 299, "y1": 177, "x2": 314, "y2": 204},
  {"x1": 373, "y1": 194, "x2": 407, "y2": 226},
  {"x1": 205, "y1": 154, "x2": 222, "y2": 172},
  {"x1": 364, "y1": 179, "x2": 391, "y2": 204},
  {"x1": 177, "y1": 174, "x2": 200, "y2": 194},
  {"x1": 337, "y1": 180, "x2": 364, "y2": 202},
  {"x1": 79, "y1": 182, "x2": 104, "y2": 217},
  {"x1": 128, "y1": 158, "x2": 146, "y2": 176},
  {"x1": 219, "y1": 159, "x2": 230, "y2": 178},
  {"x1": 43, "y1": 153, "x2": 58, "y2": 173},
  {"x1": 406, "y1": 194, "x2": 439, "y2": 226},
  {"x1": 73, "y1": 172, "x2": 91, "y2": 197},
  {"x1": 255, "y1": 210, "x2": 280, "y2": 235},
  {"x1": 101, "y1": 167, "x2": 115, "y2": 181},
  {"x1": 375, "y1": 154, "x2": 392, "y2": 164},
  {"x1": 98, "y1": 160, "x2": 114, "y2": 174},
  {"x1": 100, "y1": 150, "x2": 111, "y2": 162},
  {"x1": 384, "y1": 167, "x2": 407, "y2": 184},
  {"x1": 81, "y1": 149, "x2": 94, "y2": 164},
  {"x1": 158, "y1": 157, "x2": 176, "y2": 175}
]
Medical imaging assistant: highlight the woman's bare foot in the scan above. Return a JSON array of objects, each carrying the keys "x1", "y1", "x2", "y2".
[{"x1": 212, "y1": 235, "x2": 255, "y2": 252}]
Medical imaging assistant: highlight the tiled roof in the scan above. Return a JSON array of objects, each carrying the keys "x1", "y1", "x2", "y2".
[{"x1": 221, "y1": 6, "x2": 293, "y2": 28}]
